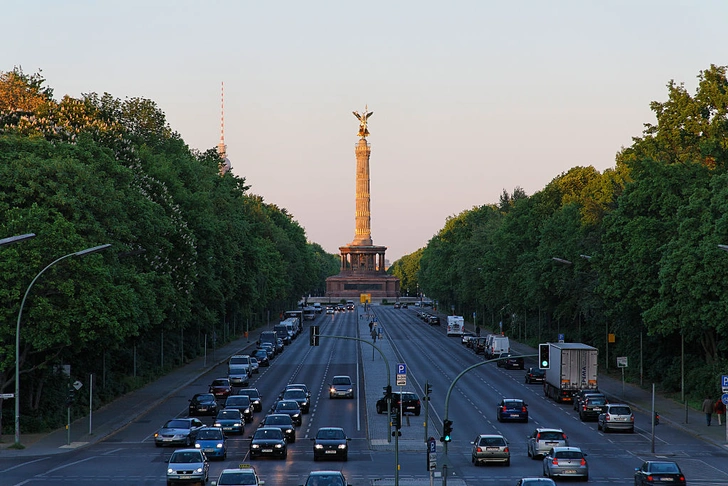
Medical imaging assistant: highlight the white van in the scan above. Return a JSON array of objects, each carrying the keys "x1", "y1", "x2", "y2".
[{"x1": 446, "y1": 316, "x2": 465, "y2": 336}]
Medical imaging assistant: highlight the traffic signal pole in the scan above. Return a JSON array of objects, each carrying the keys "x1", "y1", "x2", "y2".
[{"x1": 440, "y1": 353, "x2": 536, "y2": 485}]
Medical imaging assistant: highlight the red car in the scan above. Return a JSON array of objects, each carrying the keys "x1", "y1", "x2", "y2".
[{"x1": 209, "y1": 378, "x2": 232, "y2": 400}]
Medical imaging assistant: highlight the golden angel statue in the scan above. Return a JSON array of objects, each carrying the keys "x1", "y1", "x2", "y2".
[{"x1": 353, "y1": 106, "x2": 373, "y2": 138}]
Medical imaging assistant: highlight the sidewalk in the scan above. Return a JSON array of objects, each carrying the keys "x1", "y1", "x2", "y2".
[{"x1": 0, "y1": 328, "x2": 266, "y2": 457}]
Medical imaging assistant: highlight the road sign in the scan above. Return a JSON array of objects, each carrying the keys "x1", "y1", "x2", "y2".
[
  {"x1": 397, "y1": 363, "x2": 407, "y2": 375},
  {"x1": 722, "y1": 375, "x2": 728, "y2": 392},
  {"x1": 617, "y1": 356, "x2": 628, "y2": 368},
  {"x1": 722, "y1": 393, "x2": 728, "y2": 406},
  {"x1": 72, "y1": 380, "x2": 83, "y2": 390},
  {"x1": 427, "y1": 437, "x2": 437, "y2": 471},
  {"x1": 558, "y1": 333, "x2": 565, "y2": 343},
  {"x1": 396, "y1": 374, "x2": 407, "y2": 386},
  {"x1": 0, "y1": 393, "x2": 14, "y2": 399}
]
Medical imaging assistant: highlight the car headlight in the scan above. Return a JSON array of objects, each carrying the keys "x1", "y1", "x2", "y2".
[
  {"x1": 347, "y1": 388, "x2": 353, "y2": 393},
  {"x1": 274, "y1": 443, "x2": 283, "y2": 448},
  {"x1": 195, "y1": 467, "x2": 203, "y2": 473},
  {"x1": 154, "y1": 433, "x2": 160, "y2": 438},
  {"x1": 214, "y1": 422, "x2": 221, "y2": 427},
  {"x1": 338, "y1": 444, "x2": 348, "y2": 449},
  {"x1": 293, "y1": 413, "x2": 300, "y2": 419},
  {"x1": 330, "y1": 387, "x2": 336, "y2": 393},
  {"x1": 285, "y1": 428, "x2": 293, "y2": 434},
  {"x1": 244, "y1": 408, "x2": 250, "y2": 414},
  {"x1": 251, "y1": 444, "x2": 260, "y2": 449},
  {"x1": 234, "y1": 422, "x2": 242, "y2": 427},
  {"x1": 216, "y1": 442, "x2": 223, "y2": 448},
  {"x1": 167, "y1": 468, "x2": 173, "y2": 474},
  {"x1": 195, "y1": 443, "x2": 201, "y2": 448},
  {"x1": 314, "y1": 444, "x2": 323, "y2": 449}
]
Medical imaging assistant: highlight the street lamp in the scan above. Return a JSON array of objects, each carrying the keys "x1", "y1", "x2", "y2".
[
  {"x1": 14, "y1": 243, "x2": 111, "y2": 447},
  {"x1": 0, "y1": 233, "x2": 36, "y2": 247}
]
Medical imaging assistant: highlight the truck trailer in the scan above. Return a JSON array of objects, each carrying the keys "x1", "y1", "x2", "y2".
[{"x1": 543, "y1": 342, "x2": 598, "y2": 403}]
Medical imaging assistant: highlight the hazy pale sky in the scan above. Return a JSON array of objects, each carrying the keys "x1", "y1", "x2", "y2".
[{"x1": 4, "y1": 1, "x2": 727, "y2": 262}]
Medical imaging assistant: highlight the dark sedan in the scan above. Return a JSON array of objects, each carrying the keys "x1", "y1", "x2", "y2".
[
  {"x1": 281, "y1": 388, "x2": 310, "y2": 413},
  {"x1": 209, "y1": 378, "x2": 233, "y2": 400},
  {"x1": 524, "y1": 367, "x2": 545, "y2": 384},
  {"x1": 224, "y1": 395, "x2": 254, "y2": 423},
  {"x1": 634, "y1": 460, "x2": 686, "y2": 485},
  {"x1": 249, "y1": 427, "x2": 287, "y2": 460},
  {"x1": 154, "y1": 417, "x2": 205, "y2": 447},
  {"x1": 273, "y1": 399, "x2": 302, "y2": 426},
  {"x1": 259, "y1": 413, "x2": 296, "y2": 442},
  {"x1": 312, "y1": 426, "x2": 351, "y2": 461},
  {"x1": 497, "y1": 398, "x2": 529, "y2": 422},
  {"x1": 189, "y1": 393, "x2": 218, "y2": 416},
  {"x1": 238, "y1": 387, "x2": 263, "y2": 412},
  {"x1": 496, "y1": 353, "x2": 525, "y2": 370},
  {"x1": 251, "y1": 349, "x2": 270, "y2": 367}
]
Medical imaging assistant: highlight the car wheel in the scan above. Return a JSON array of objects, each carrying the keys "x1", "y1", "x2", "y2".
[
  {"x1": 579, "y1": 412, "x2": 585, "y2": 421},
  {"x1": 290, "y1": 435, "x2": 296, "y2": 443},
  {"x1": 527, "y1": 447, "x2": 532, "y2": 458},
  {"x1": 597, "y1": 421, "x2": 602, "y2": 431}
]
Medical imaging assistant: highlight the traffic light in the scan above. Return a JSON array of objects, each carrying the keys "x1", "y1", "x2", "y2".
[
  {"x1": 425, "y1": 382, "x2": 432, "y2": 396},
  {"x1": 383, "y1": 384, "x2": 392, "y2": 401},
  {"x1": 539, "y1": 343, "x2": 550, "y2": 369},
  {"x1": 392, "y1": 413, "x2": 401, "y2": 430},
  {"x1": 441, "y1": 419, "x2": 453, "y2": 442},
  {"x1": 309, "y1": 326, "x2": 319, "y2": 346},
  {"x1": 65, "y1": 388, "x2": 75, "y2": 408}
]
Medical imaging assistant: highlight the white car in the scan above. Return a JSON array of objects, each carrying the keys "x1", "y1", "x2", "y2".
[
  {"x1": 249, "y1": 357, "x2": 260, "y2": 374},
  {"x1": 326, "y1": 306, "x2": 335, "y2": 314}
]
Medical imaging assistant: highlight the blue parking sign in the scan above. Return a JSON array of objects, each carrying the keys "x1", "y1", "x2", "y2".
[{"x1": 722, "y1": 375, "x2": 728, "y2": 390}]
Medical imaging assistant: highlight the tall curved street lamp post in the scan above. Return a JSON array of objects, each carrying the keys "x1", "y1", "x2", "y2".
[
  {"x1": 0, "y1": 233, "x2": 36, "y2": 247},
  {"x1": 14, "y1": 243, "x2": 111, "y2": 447}
]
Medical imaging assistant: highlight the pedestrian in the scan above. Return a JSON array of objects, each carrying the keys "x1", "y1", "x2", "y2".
[
  {"x1": 715, "y1": 398, "x2": 726, "y2": 426},
  {"x1": 369, "y1": 321, "x2": 373, "y2": 332},
  {"x1": 702, "y1": 396, "x2": 714, "y2": 426}
]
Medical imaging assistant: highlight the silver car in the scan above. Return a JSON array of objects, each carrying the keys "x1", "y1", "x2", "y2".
[
  {"x1": 516, "y1": 479, "x2": 556, "y2": 486},
  {"x1": 329, "y1": 375, "x2": 354, "y2": 399},
  {"x1": 166, "y1": 448, "x2": 209, "y2": 485},
  {"x1": 598, "y1": 403, "x2": 634, "y2": 433},
  {"x1": 542, "y1": 446, "x2": 588, "y2": 480},
  {"x1": 527, "y1": 427, "x2": 568, "y2": 459},
  {"x1": 470, "y1": 434, "x2": 510, "y2": 466}
]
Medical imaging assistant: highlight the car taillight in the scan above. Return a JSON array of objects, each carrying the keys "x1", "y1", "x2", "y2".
[
  {"x1": 504, "y1": 446, "x2": 509, "y2": 453},
  {"x1": 552, "y1": 457, "x2": 559, "y2": 465},
  {"x1": 582, "y1": 405, "x2": 586, "y2": 411},
  {"x1": 476, "y1": 447, "x2": 483, "y2": 452},
  {"x1": 502, "y1": 406, "x2": 507, "y2": 412},
  {"x1": 630, "y1": 415, "x2": 634, "y2": 422},
  {"x1": 605, "y1": 414, "x2": 611, "y2": 421},
  {"x1": 562, "y1": 433, "x2": 567, "y2": 439},
  {"x1": 521, "y1": 406, "x2": 527, "y2": 412},
  {"x1": 536, "y1": 433, "x2": 541, "y2": 439},
  {"x1": 679, "y1": 476, "x2": 685, "y2": 481},
  {"x1": 646, "y1": 475, "x2": 654, "y2": 481},
  {"x1": 580, "y1": 458, "x2": 586, "y2": 466}
]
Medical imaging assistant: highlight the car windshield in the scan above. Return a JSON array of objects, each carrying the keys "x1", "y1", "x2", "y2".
[
  {"x1": 255, "y1": 429, "x2": 283, "y2": 439},
  {"x1": 212, "y1": 379, "x2": 229, "y2": 387},
  {"x1": 555, "y1": 450, "x2": 583, "y2": 459},
  {"x1": 217, "y1": 410, "x2": 241, "y2": 419},
  {"x1": 333, "y1": 377, "x2": 351, "y2": 385},
  {"x1": 218, "y1": 471, "x2": 257, "y2": 485},
  {"x1": 479, "y1": 436, "x2": 506, "y2": 446},
  {"x1": 195, "y1": 394, "x2": 215, "y2": 401},
  {"x1": 538, "y1": 431, "x2": 564, "y2": 441},
  {"x1": 306, "y1": 474, "x2": 345, "y2": 486},
  {"x1": 197, "y1": 429, "x2": 223, "y2": 440},
  {"x1": 402, "y1": 393, "x2": 417, "y2": 401},
  {"x1": 651, "y1": 463, "x2": 680, "y2": 473},
  {"x1": 170, "y1": 451, "x2": 203, "y2": 463},
  {"x1": 227, "y1": 396, "x2": 250, "y2": 406},
  {"x1": 504, "y1": 400, "x2": 523, "y2": 408},
  {"x1": 239, "y1": 389, "x2": 260, "y2": 398},
  {"x1": 276, "y1": 401, "x2": 298, "y2": 410},
  {"x1": 588, "y1": 398, "x2": 606, "y2": 405},
  {"x1": 317, "y1": 428, "x2": 345, "y2": 439},
  {"x1": 165, "y1": 420, "x2": 190, "y2": 429},
  {"x1": 284, "y1": 390, "x2": 306, "y2": 399},
  {"x1": 609, "y1": 406, "x2": 631, "y2": 415},
  {"x1": 265, "y1": 415, "x2": 291, "y2": 425}
]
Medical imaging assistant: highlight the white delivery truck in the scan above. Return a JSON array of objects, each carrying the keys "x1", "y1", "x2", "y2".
[
  {"x1": 486, "y1": 336, "x2": 510, "y2": 359},
  {"x1": 543, "y1": 342, "x2": 598, "y2": 403},
  {"x1": 446, "y1": 316, "x2": 465, "y2": 336}
]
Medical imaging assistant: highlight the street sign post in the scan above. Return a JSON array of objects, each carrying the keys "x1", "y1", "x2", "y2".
[
  {"x1": 427, "y1": 437, "x2": 437, "y2": 471},
  {"x1": 397, "y1": 363, "x2": 407, "y2": 387},
  {"x1": 721, "y1": 375, "x2": 728, "y2": 392},
  {"x1": 0, "y1": 393, "x2": 14, "y2": 399}
]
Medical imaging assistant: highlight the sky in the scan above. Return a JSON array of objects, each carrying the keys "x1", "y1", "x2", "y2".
[{"x1": 4, "y1": 1, "x2": 728, "y2": 262}]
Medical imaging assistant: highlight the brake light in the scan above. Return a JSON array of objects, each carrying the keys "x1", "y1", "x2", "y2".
[
  {"x1": 580, "y1": 458, "x2": 586, "y2": 466},
  {"x1": 476, "y1": 446, "x2": 483, "y2": 452},
  {"x1": 552, "y1": 457, "x2": 559, "y2": 465},
  {"x1": 521, "y1": 406, "x2": 527, "y2": 412},
  {"x1": 562, "y1": 433, "x2": 567, "y2": 439},
  {"x1": 679, "y1": 476, "x2": 685, "y2": 481},
  {"x1": 502, "y1": 406, "x2": 507, "y2": 412},
  {"x1": 536, "y1": 433, "x2": 541, "y2": 439},
  {"x1": 646, "y1": 475, "x2": 654, "y2": 482},
  {"x1": 630, "y1": 415, "x2": 635, "y2": 422},
  {"x1": 503, "y1": 446, "x2": 509, "y2": 453},
  {"x1": 605, "y1": 414, "x2": 611, "y2": 421}
]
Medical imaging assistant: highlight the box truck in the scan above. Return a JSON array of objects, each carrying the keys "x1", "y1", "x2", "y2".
[{"x1": 543, "y1": 342, "x2": 598, "y2": 403}]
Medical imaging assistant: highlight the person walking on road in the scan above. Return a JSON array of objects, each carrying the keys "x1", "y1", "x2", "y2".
[
  {"x1": 702, "y1": 396, "x2": 714, "y2": 425},
  {"x1": 715, "y1": 398, "x2": 726, "y2": 426}
]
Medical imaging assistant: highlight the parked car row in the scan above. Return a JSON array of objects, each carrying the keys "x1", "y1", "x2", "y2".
[{"x1": 415, "y1": 309, "x2": 440, "y2": 325}]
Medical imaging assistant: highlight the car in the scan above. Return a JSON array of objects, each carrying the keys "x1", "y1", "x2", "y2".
[
  {"x1": 496, "y1": 353, "x2": 524, "y2": 370},
  {"x1": 326, "y1": 306, "x2": 335, "y2": 314},
  {"x1": 312, "y1": 426, "x2": 350, "y2": 461},
  {"x1": 346, "y1": 301, "x2": 355, "y2": 310},
  {"x1": 214, "y1": 409, "x2": 244, "y2": 435},
  {"x1": 527, "y1": 428, "x2": 568, "y2": 459},
  {"x1": 209, "y1": 378, "x2": 233, "y2": 400},
  {"x1": 299, "y1": 470, "x2": 351, "y2": 486},
  {"x1": 251, "y1": 349, "x2": 270, "y2": 367},
  {"x1": 336, "y1": 304, "x2": 345, "y2": 312},
  {"x1": 210, "y1": 464, "x2": 264, "y2": 486},
  {"x1": 573, "y1": 390, "x2": 604, "y2": 411},
  {"x1": 393, "y1": 302, "x2": 401, "y2": 309},
  {"x1": 474, "y1": 336, "x2": 488, "y2": 354},
  {"x1": 470, "y1": 433, "x2": 510, "y2": 466},
  {"x1": 524, "y1": 367, "x2": 545, "y2": 384},
  {"x1": 329, "y1": 375, "x2": 354, "y2": 398},
  {"x1": 542, "y1": 446, "x2": 588, "y2": 480},
  {"x1": 634, "y1": 460, "x2": 686, "y2": 486},
  {"x1": 259, "y1": 342, "x2": 276, "y2": 358},
  {"x1": 166, "y1": 448, "x2": 209, "y2": 486},
  {"x1": 194, "y1": 426, "x2": 227, "y2": 460},
  {"x1": 238, "y1": 388, "x2": 263, "y2": 412},
  {"x1": 225, "y1": 395, "x2": 254, "y2": 423},
  {"x1": 496, "y1": 398, "x2": 528, "y2": 422},
  {"x1": 578, "y1": 394, "x2": 608, "y2": 422},
  {"x1": 461, "y1": 331, "x2": 476, "y2": 345},
  {"x1": 401, "y1": 303, "x2": 408, "y2": 308},
  {"x1": 282, "y1": 383, "x2": 311, "y2": 398},
  {"x1": 281, "y1": 388, "x2": 310, "y2": 413},
  {"x1": 249, "y1": 357, "x2": 260, "y2": 374},
  {"x1": 259, "y1": 413, "x2": 296, "y2": 443},
  {"x1": 154, "y1": 418, "x2": 205, "y2": 447},
  {"x1": 273, "y1": 399, "x2": 302, "y2": 426},
  {"x1": 189, "y1": 393, "x2": 219, "y2": 416},
  {"x1": 249, "y1": 427, "x2": 287, "y2": 460},
  {"x1": 428, "y1": 315, "x2": 440, "y2": 325},
  {"x1": 515, "y1": 479, "x2": 556, "y2": 486},
  {"x1": 598, "y1": 403, "x2": 634, "y2": 433},
  {"x1": 375, "y1": 391, "x2": 421, "y2": 416}
]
